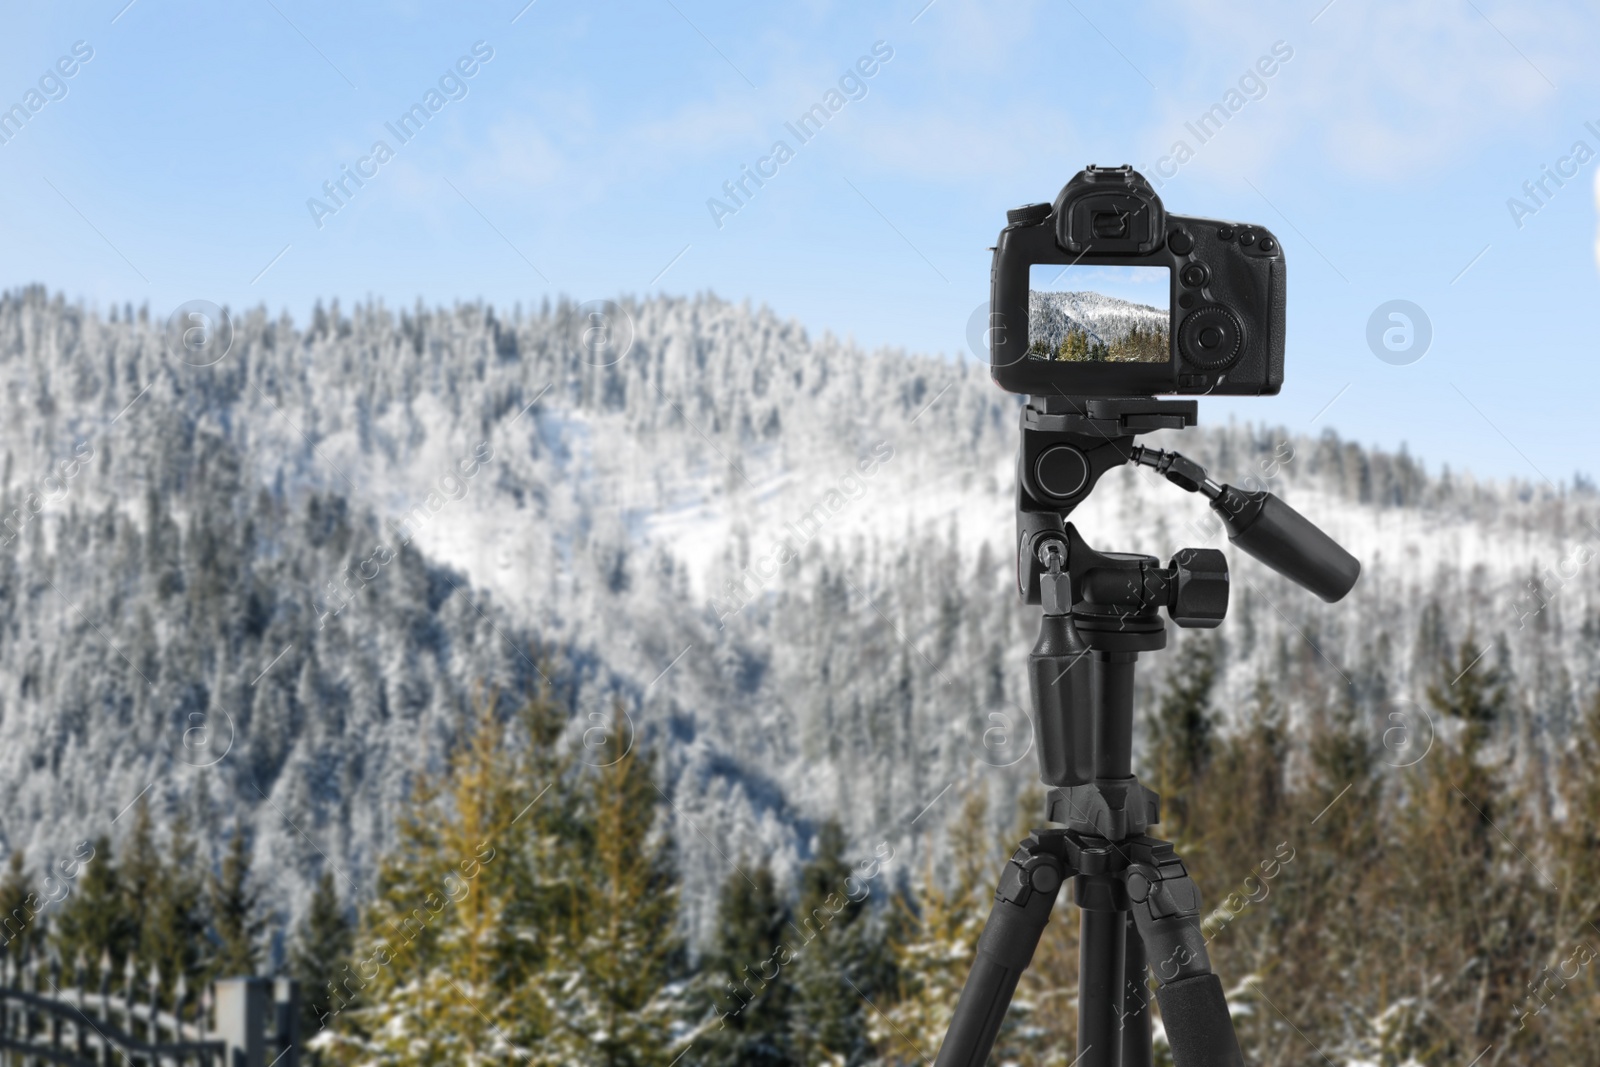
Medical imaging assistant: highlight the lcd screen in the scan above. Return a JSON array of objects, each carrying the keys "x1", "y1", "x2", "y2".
[{"x1": 1027, "y1": 264, "x2": 1171, "y2": 363}]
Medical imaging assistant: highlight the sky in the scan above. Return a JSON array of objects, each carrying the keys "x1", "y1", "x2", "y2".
[{"x1": 0, "y1": 0, "x2": 1596, "y2": 482}]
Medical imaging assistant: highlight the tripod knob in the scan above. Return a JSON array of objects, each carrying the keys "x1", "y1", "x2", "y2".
[
  {"x1": 1020, "y1": 853, "x2": 1063, "y2": 894},
  {"x1": 1167, "y1": 548, "x2": 1228, "y2": 628}
]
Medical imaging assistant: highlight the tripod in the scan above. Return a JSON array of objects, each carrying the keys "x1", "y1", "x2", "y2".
[{"x1": 934, "y1": 396, "x2": 1359, "y2": 1067}]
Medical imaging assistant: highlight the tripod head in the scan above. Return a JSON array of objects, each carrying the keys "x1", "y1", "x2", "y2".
[
  {"x1": 1015, "y1": 395, "x2": 1359, "y2": 614},
  {"x1": 1014, "y1": 394, "x2": 1360, "y2": 834}
]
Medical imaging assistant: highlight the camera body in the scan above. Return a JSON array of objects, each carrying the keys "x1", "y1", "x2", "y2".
[{"x1": 989, "y1": 165, "x2": 1285, "y2": 397}]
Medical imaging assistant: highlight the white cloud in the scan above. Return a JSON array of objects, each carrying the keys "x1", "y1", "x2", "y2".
[{"x1": 1152, "y1": 0, "x2": 1580, "y2": 178}]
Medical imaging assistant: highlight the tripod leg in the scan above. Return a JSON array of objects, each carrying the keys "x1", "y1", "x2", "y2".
[
  {"x1": 1121, "y1": 911, "x2": 1152, "y2": 1067},
  {"x1": 1122, "y1": 837, "x2": 1244, "y2": 1067},
  {"x1": 934, "y1": 835, "x2": 1068, "y2": 1067}
]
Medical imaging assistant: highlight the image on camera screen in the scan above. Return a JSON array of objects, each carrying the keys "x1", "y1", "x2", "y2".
[{"x1": 1027, "y1": 264, "x2": 1171, "y2": 363}]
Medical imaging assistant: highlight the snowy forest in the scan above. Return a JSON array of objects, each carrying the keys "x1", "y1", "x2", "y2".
[
  {"x1": 0, "y1": 284, "x2": 1597, "y2": 1064},
  {"x1": 1027, "y1": 291, "x2": 1169, "y2": 363}
]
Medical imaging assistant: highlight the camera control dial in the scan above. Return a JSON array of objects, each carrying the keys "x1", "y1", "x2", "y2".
[{"x1": 1178, "y1": 305, "x2": 1243, "y2": 371}]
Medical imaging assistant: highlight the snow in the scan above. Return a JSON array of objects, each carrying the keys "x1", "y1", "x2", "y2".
[{"x1": 0, "y1": 288, "x2": 1594, "y2": 959}]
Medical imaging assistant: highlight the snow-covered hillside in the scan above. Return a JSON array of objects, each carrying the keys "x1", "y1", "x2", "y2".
[
  {"x1": 0, "y1": 287, "x2": 1593, "y2": 952},
  {"x1": 1028, "y1": 290, "x2": 1167, "y2": 354}
]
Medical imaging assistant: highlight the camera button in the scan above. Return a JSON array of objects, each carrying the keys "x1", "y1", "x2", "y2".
[
  {"x1": 1259, "y1": 237, "x2": 1277, "y2": 253},
  {"x1": 1216, "y1": 226, "x2": 1234, "y2": 240},
  {"x1": 1167, "y1": 229, "x2": 1194, "y2": 255},
  {"x1": 1238, "y1": 230, "x2": 1256, "y2": 246},
  {"x1": 1180, "y1": 263, "x2": 1208, "y2": 288},
  {"x1": 1178, "y1": 293, "x2": 1196, "y2": 309}
]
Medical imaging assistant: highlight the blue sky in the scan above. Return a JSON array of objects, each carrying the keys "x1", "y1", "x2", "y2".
[{"x1": 0, "y1": 0, "x2": 1596, "y2": 481}]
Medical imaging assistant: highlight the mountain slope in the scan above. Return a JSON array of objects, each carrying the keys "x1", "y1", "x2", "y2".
[
  {"x1": 0, "y1": 286, "x2": 1593, "y2": 952},
  {"x1": 1028, "y1": 289, "x2": 1167, "y2": 354}
]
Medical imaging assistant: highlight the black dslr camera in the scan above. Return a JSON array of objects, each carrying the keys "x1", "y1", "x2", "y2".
[{"x1": 989, "y1": 165, "x2": 1285, "y2": 397}]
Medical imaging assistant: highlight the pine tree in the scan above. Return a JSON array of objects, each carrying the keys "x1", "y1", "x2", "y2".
[
  {"x1": 788, "y1": 821, "x2": 875, "y2": 1066},
  {"x1": 1115, "y1": 321, "x2": 1168, "y2": 362},
  {"x1": 291, "y1": 869, "x2": 356, "y2": 1046},
  {"x1": 535, "y1": 750, "x2": 687, "y2": 1066},
  {"x1": 1111, "y1": 323, "x2": 1136, "y2": 362},
  {"x1": 1427, "y1": 635, "x2": 1509, "y2": 732},
  {"x1": 495, "y1": 679, "x2": 582, "y2": 999},
  {"x1": 1147, "y1": 635, "x2": 1219, "y2": 836},
  {"x1": 118, "y1": 799, "x2": 164, "y2": 960},
  {"x1": 1374, "y1": 633, "x2": 1531, "y2": 1060},
  {"x1": 1557, "y1": 692, "x2": 1600, "y2": 916},
  {"x1": 1057, "y1": 329, "x2": 1089, "y2": 362},
  {"x1": 209, "y1": 820, "x2": 263, "y2": 978},
  {"x1": 697, "y1": 863, "x2": 792, "y2": 1067},
  {"x1": 1542, "y1": 691, "x2": 1600, "y2": 1056},
  {"x1": 51, "y1": 834, "x2": 132, "y2": 975},
  {"x1": 1426, "y1": 634, "x2": 1512, "y2": 826},
  {"x1": 142, "y1": 808, "x2": 210, "y2": 996},
  {"x1": 327, "y1": 688, "x2": 572, "y2": 1066},
  {"x1": 0, "y1": 851, "x2": 40, "y2": 963}
]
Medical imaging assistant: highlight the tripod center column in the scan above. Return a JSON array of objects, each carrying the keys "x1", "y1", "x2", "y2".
[
  {"x1": 1094, "y1": 651, "x2": 1138, "y2": 781},
  {"x1": 1077, "y1": 851, "x2": 1127, "y2": 1067}
]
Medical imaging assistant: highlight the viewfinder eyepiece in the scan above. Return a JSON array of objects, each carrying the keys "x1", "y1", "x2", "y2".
[{"x1": 1053, "y1": 165, "x2": 1165, "y2": 255}]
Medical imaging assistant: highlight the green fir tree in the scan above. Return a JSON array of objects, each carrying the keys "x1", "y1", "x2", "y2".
[
  {"x1": 698, "y1": 864, "x2": 793, "y2": 1067},
  {"x1": 1426, "y1": 633, "x2": 1513, "y2": 825},
  {"x1": 1056, "y1": 328, "x2": 1089, "y2": 362},
  {"x1": 51, "y1": 834, "x2": 132, "y2": 976},
  {"x1": 788, "y1": 821, "x2": 877, "y2": 1067},
  {"x1": 209, "y1": 820, "x2": 264, "y2": 978},
  {"x1": 290, "y1": 869, "x2": 356, "y2": 1049},
  {"x1": 118, "y1": 799, "x2": 165, "y2": 964},
  {"x1": 327, "y1": 696, "x2": 534, "y2": 1065},
  {"x1": 535, "y1": 750, "x2": 687, "y2": 1066},
  {"x1": 141, "y1": 808, "x2": 210, "y2": 994},
  {"x1": 0, "y1": 851, "x2": 41, "y2": 963},
  {"x1": 1148, "y1": 635, "x2": 1219, "y2": 836}
]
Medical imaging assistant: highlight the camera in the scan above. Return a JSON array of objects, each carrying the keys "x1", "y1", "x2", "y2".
[{"x1": 988, "y1": 165, "x2": 1285, "y2": 397}]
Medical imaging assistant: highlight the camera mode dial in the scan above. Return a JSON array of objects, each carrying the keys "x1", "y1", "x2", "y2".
[
  {"x1": 1178, "y1": 305, "x2": 1243, "y2": 371},
  {"x1": 1008, "y1": 202, "x2": 1053, "y2": 227}
]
